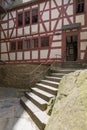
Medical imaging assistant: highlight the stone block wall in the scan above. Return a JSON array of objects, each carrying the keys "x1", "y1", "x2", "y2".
[{"x1": 0, "y1": 64, "x2": 49, "y2": 89}]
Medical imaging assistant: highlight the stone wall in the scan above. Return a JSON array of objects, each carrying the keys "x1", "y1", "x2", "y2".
[{"x1": 0, "y1": 64, "x2": 49, "y2": 89}]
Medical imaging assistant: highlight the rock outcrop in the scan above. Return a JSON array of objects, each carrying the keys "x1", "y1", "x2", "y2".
[{"x1": 45, "y1": 69, "x2": 87, "y2": 130}]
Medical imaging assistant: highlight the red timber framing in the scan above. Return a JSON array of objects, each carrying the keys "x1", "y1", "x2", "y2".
[{"x1": 0, "y1": 0, "x2": 87, "y2": 64}]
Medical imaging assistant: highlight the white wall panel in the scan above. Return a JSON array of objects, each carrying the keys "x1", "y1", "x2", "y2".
[
  {"x1": 9, "y1": 20, "x2": 14, "y2": 28},
  {"x1": 17, "y1": 52, "x2": 22, "y2": 60},
  {"x1": 24, "y1": 27, "x2": 30, "y2": 35},
  {"x1": 80, "y1": 52, "x2": 84, "y2": 60},
  {"x1": 1, "y1": 24, "x2": 7, "y2": 29},
  {"x1": 51, "y1": 9, "x2": 59, "y2": 19},
  {"x1": 51, "y1": 20, "x2": 57, "y2": 31},
  {"x1": 80, "y1": 32, "x2": 87, "y2": 40},
  {"x1": 50, "y1": 49, "x2": 61, "y2": 58},
  {"x1": 76, "y1": 15, "x2": 85, "y2": 26},
  {"x1": 56, "y1": 19, "x2": 62, "y2": 29},
  {"x1": 44, "y1": 22, "x2": 49, "y2": 31},
  {"x1": 80, "y1": 42, "x2": 87, "y2": 50},
  {"x1": 31, "y1": 25, "x2": 38, "y2": 34},
  {"x1": 45, "y1": 1, "x2": 49, "y2": 10},
  {"x1": 42, "y1": 11, "x2": 49, "y2": 21},
  {"x1": 32, "y1": 51, "x2": 38, "y2": 59},
  {"x1": 66, "y1": 5, "x2": 73, "y2": 15},
  {"x1": 40, "y1": 24, "x2": 45, "y2": 32},
  {"x1": 51, "y1": 0, "x2": 56, "y2": 8},
  {"x1": 40, "y1": 3, "x2": 45, "y2": 11},
  {"x1": 18, "y1": 28, "x2": 23, "y2": 36},
  {"x1": 55, "y1": 0, "x2": 62, "y2": 6},
  {"x1": 1, "y1": 43, "x2": 7, "y2": 52},
  {"x1": 9, "y1": 53, "x2": 15, "y2": 60},
  {"x1": 1, "y1": 54, "x2": 8, "y2": 61},
  {"x1": 51, "y1": 42, "x2": 62, "y2": 47},
  {"x1": 24, "y1": 52, "x2": 30, "y2": 60},
  {"x1": 40, "y1": 50, "x2": 48, "y2": 59},
  {"x1": 64, "y1": 0, "x2": 69, "y2": 5}
]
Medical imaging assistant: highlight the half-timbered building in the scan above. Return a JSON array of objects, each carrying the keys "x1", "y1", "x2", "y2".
[{"x1": 0, "y1": 0, "x2": 87, "y2": 64}]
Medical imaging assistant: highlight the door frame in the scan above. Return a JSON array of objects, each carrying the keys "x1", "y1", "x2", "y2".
[{"x1": 62, "y1": 30, "x2": 80, "y2": 62}]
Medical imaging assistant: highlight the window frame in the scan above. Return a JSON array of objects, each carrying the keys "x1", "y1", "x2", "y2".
[
  {"x1": 17, "y1": 12, "x2": 23, "y2": 27},
  {"x1": 24, "y1": 39, "x2": 31, "y2": 50},
  {"x1": 41, "y1": 36, "x2": 49, "y2": 48},
  {"x1": 76, "y1": 0, "x2": 84, "y2": 14},
  {"x1": 24, "y1": 10, "x2": 30, "y2": 26},
  {"x1": 32, "y1": 8, "x2": 38, "y2": 24},
  {"x1": 17, "y1": 40, "x2": 23, "y2": 51},
  {"x1": 31, "y1": 38, "x2": 38, "y2": 49},
  {"x1": 10, "y1": 41, "x2": 16, "y2": 52}
]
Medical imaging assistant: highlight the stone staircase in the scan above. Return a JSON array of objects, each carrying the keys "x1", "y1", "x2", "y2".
[{"x1": 20, "y1": 69, "x2": 76, "y2": 130}]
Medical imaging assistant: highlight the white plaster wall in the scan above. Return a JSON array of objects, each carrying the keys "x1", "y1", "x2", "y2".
[
  {"x1": 80, "y1": 42, "x2": 87, "y2": 50},
  {"x1": 64, "y1": 0, "x2": 69, "y2": 5},
  {"x1": 11, "y1": 29, "x2": 16, "y2": 37},
  {"x1": 18, "y1": 9, "x2": 23, "y2": 12},
  {"x1": 1, "y1": 54, "x2": 8, "y2": 61},
  {"x1": 40, "y1": 3, "x2": 45, "y2": 11},
  {"x1": 51, "y1": 9, "x2": 59, "y2": 19},
  {"x1": 3, "y1": 15, "x2": 7, "y2": 21},
  {"x1": 31, "y1": 25, "x2": 38, "y2": 34},
  {"x1": 24, "y1": 7, "x2": 30, "y2": 11},
  {"x1": 51, "y1": 42, "x2": 62, "y2": 47},
  {"x1": 40, "y1": 24, "x2": 45, "y2": 32},
  {"x1": 51, "y1": 20, "x2": 56, "y2": 31},
  {"x1": 56, "y1": 19, "x2": 62, "y2": 29},
  {"x1": 4, "y1": 31, "x2": 7, "y2": 37},
  {"x1": 18, "y1": 28, "x2": 23, "y2": 36},
  {"x1": 1, "y1": 23, "x2": 7, "y2": 30},
  {"x1": 40, "y1": 50, "x2": 48, "y2": 59},
  {"x1": 76, "y1": 15, "x2": 85, "y2": 26},
  {"x1": 9, "y1": 53, "x2": 15, "y2": 60},
  {"x1": 45, "y1": 1, "x2": 49, "y2": 10},
  {"x1": 24, "y1": 52, "x2": 30, "y2": 60},
  {"x1": 80, "y1": 52, "x2": 84, "y2": 60},
  {"x1": 50, "y1": 49, "x2": 61, "y2": 58},
  {"x1": 1, "y1": 43, "x2": 7, "y2": 52},
  {"x1": 17, "y1": 52, "x2": 23, "y2": 60},
  {"x1": 1, "y1": 32, "x2": 5, "y2": 39},
  {"x1": 42, "y1": 11, "x2": 49, "y2": 21},
  {"x1": 80, "y1": 32, "x2": 87, "y2": 40},
  {"x1": 51, "y1": 0, "x2": 56, "y2": 8},
  {"x1": 11, "y1": 11, "x2": 16, "y2": 18},
  {"x1": 32, "y1": 51, "x2": 38, "y2": 59},
  {"x1": 64, "y1": 18, "x2": 69, "y2": 25},
  {"x1": 44, "y1": 22, "x2": 49, "y2": 31},
  {"x1": 55, "y1": 0, "x2": 62, "y2": 6},
  {"x1": 9, "y1": 20, "x2": 14, "y2": 28},
  {"x1": 24, "y1": 27, "x2": 30, "y2": 35},
  {"x1": 66, "y1": 5, "x2": 73, "y2": 15},
  {"x1": 53, "y1": 35, "x2": 62, "y2": 41}
]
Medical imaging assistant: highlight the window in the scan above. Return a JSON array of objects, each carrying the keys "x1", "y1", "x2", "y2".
[
  {"x1": 76, "y1": 0, "x2": 84, "y2": 13},
  {"x1": 25, "y1": 11, "x2": 30, "y2": 25},
  {"x1": 17, "y1": 40, "x2": 23, "y2": 50},
  {"x1": 31, "y1": 38, "x2": 38, "y2": 48},
  {"x1": 32, "y1": 9, "x2": 38, "y2": 24},
  {"x1": 10, "y1": 41, "x2": 16, "y2": 51},
  {"x1": 18, "y1": 13, "x2": 23, "y2": 27},
  {"x1": 24, "y1": 40, "x2": 30, "y2": 49},
  {"x1": 41, "y1": 37, "x2": 49, "y2": 47}
]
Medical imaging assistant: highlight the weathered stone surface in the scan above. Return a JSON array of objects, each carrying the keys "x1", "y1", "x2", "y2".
[
  {"x1": 45, "y1": 69, "x2": 87, "y2": 130},
  {"x1": 0, "y1": 64, "x2": 49, "y2": 89}
]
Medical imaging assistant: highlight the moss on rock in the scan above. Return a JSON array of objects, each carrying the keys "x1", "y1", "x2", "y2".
[{"x1": 45, "y1": 69, "x2": 87, "y2": 130}]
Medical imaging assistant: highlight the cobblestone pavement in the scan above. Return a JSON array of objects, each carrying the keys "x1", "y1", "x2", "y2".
[{"x1": 0, "y1": 87, "x2": 39, "y2": 130}]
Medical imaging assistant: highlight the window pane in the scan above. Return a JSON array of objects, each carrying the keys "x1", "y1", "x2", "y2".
[
  {"x1": 18, "y1": 41, "x2": 23, "y2": 50},
  {"x1": 32, "y1": 9, "x2": 38, "y2": 24},
  {"x1": 41, "y1": 37, "x2": 49, "y2": 47},
  {"x1": 10, "y1": 41, "x2": 16, "y2": 51},
  {"x1": 24, "y1": 40, "x2": 30, "y2": 49},
  {"x1": 76, "y1": 0, "x2": 84, "y2": 13},
  {"x1": 25, "y1": 11, "x2": 30, "y2": 25},
  {"x1": 31, "y1": 38, "x2": 38, "y2": 48},
  {"x1": 18, "y1": 13, "x2": 23, "y2": 27}
]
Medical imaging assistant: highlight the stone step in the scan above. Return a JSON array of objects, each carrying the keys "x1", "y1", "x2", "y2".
[
  {"x1": 45, "y1": 76, "x2": 62, "y2": 82},
  {"x1": 50, "y1": 73, "x2": 66, "y2": 77},
  {"x1": 41, "y1": 79, "x2": 59, "y2": 88},
  {"x1": 32, "y1": 87, "x2": 54, "y2": 101},
  {"x1": 36, "y1": 83, "x2": 58, "y2": 95},
  {"x1": 25, "y1": 92, "x2": 47, "y2": 111},
  {"x1": 20, "y1": 96, "x2": 50, "y2": 130},
  {"x1": 56, "y1": 69, "x2": 76, "y2": 73}
]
